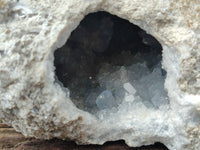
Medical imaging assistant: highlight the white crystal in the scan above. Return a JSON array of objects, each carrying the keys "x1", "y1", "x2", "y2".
[
  {"x1": 123, "y1": 82, "x2": 136, "y2": 95},
  {"x1": 124, "y1": 94, "x2": 135, "y2": 102},
  {"x1": 96, "y1": 90, "x2": 117, "y2": 110}
]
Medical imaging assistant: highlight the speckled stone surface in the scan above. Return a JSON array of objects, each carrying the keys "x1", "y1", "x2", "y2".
[
  {"x1": 0, "y1": 0, "x2": 200, "y2": 150},
  {"x1": 0, "y1": 124, "x2": 168, "y2": 150}
]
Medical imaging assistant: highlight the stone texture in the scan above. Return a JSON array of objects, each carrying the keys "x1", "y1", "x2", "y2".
[
  {"x1": 0, "y1": 126, "x2": 168, "y2": 150},
  {"x1": 0, "y1": 124, "x2": 168, "y2": 150},
  {"x1": 0, "y1": 0, "x2": 200, "y2": 150}
]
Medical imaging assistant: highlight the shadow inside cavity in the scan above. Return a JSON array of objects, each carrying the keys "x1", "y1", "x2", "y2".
[
  {"x1": 54, "y1": 11, "x2": 168, "y2": 114},
  {"x1": 15, "y1": 138, "x2": 169, "y2": 150}
]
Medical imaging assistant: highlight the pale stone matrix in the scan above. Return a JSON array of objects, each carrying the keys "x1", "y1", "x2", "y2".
[{"x1": 0, "y1": 0, "x2": 200, "y2": 150}]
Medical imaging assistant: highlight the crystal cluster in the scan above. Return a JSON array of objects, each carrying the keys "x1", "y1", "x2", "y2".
[
  {"x1": 86, "y1": 61, "x2": 169, "y2": 116},
  {"x1": 54, "y1": 12, "x2": 163, "y2": 113}
]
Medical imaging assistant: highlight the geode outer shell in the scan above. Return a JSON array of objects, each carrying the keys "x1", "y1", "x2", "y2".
[{"x1": 0, "y1": 0, "x2": 200, "y2": 150}]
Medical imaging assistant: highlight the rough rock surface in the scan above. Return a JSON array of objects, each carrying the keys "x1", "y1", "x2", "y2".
[
  {"x1": 0, "y1": 124, "x2": 168, "y2": 150},
  {"x1": 0, "y1": 0, "x2": 200, "y2": 150}
]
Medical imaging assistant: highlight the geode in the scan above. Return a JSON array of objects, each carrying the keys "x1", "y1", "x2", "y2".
[{"x1": 0, "y1": 0, "x2": 200, "y2": 150}]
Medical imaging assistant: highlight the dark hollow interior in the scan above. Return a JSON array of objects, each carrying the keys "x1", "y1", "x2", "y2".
[{"x1": 54, "y1": 11, "x2": 164, "y2": 111}]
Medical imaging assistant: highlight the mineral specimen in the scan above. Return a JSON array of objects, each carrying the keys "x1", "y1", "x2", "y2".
[{"x1": 0, "y1": 0, "x2": 200, "y2": 150}]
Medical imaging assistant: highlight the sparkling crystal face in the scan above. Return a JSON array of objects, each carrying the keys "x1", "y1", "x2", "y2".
[{"x1": 54, "y1": 11, "x2": 168, "y2": 116}]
